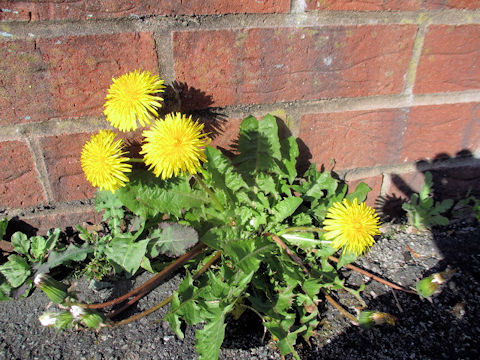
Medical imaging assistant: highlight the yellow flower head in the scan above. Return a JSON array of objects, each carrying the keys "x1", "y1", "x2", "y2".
[
  {"x1": 323, "y1": 198, "x2": 381, "y2": 256},
  {"x1": 103, "y1": 70, "x2": 165, "y2": 132},
  {"x1": 141, "y1": 112, "x2": 211, "y2": 180},
  {"x1": 80, "y1": 130, "x2": 132, "y2": 192}
]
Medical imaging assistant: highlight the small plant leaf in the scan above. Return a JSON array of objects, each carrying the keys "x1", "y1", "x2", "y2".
[
  {"x1": 105, "y1": 235, "x2": 149, "y2": 276},
  {"x1": 281, "y1": 233, "x2": 322, "y2": 250},
  {"x1": 345, "y1": 182, "x2": 371, "y2": 203},
  {"x1": 0, "y1": 254, "x2": 30, "y2": 288},
  {"x1": 148, "y1": 223, "x2": 198, "y2": 258},
  {"x1": 195, "y1": 314, "x2": 227, "y2": 360},
  {"x1": 271, "y1": 197, "x2": 303, "y2": 223},
  {"x1": 35, "y1": 243, "x2": 93, "y2": 274},
  {"x1": 11, "y1": 232, "x2": 30, "y2": 257},
  {"x1": 116, "y1": 171, "x2": 205, "y2": 218}
]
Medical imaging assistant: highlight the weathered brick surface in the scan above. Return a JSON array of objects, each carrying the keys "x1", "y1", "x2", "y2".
[
  {"x1": 0, "y1": 140, "x2": 46, "y2": 208},
  {"x1": 425, "y1": 0, "x2": 480, "y2": 9},
  {"x1": 38, "y1": 32, "x2": 158, "y2": 119},
  {"x1": 300, "y1": 109, "x2": 407, "y2": 171},
  {"x1": 174, "y1": 25, "x2": 416, "y2": 108},
  {"x1": 0, "y1": 0, "x2": 289, "y2": 21},
  {"x1": 306, "y1": 0, "x2": 480, "y2": 10},
  {"x1": 415, "y1": 25, "x2": 480, "y2": 94},
  {"x1": 1, "y1": 33, "x2": 158, "y2": 125},
  {"x1": 401, "y1": 103, "x2": 480, "y2": 162},
  {"x1": 40, "y1": 133, "x2": 95, "y2": 202},
  {"x1": 19, "y1": 208, "x2": 103, "y2": 236},
  {"x1": 0, "y1": 40, "x2": 53, "y2": 125}
]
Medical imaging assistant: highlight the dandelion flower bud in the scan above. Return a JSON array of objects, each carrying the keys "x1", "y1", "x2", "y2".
[
  {"x1": 358, "y1": 311, "x2": 397, "y2": 329},
  {"x1": 34, "y1": 273, "x2": 69, "y2": 304}
]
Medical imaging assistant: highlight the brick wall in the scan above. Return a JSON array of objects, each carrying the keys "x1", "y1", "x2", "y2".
[{"x1": 1, "y1": 0, "x2": 480, "y2": 234}]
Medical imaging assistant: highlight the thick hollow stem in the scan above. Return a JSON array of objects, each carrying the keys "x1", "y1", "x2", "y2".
[
  {"x1": 277, "y1": 226, "x2": 326, "y2": 235},
  {"x1": 111, "y1": 250, "x2": 222, "y2": 325},
  {"x1": 328, "y1": 256, "x2": 416, "y2": 294},
  {"x1": 82, "y1": 242, "x2": 207, "y2": 310},
  {"x1": 193, "y1": 174, "x2": 225, "y2": 212}
]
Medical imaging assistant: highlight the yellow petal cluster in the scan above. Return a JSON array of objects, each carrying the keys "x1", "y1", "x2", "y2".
[
  {"x1": 141, "y1": 112, "x2": 210, "y2": 180},
  {"x1": 80, "y1": 130, "x2": 132, "y2": 192},
  {"x1": 103, "y1": 70, "x2": 165, "y2": 132},
  {"x1": 323, "y1": 198, "x2": 381, "y2": 256}
]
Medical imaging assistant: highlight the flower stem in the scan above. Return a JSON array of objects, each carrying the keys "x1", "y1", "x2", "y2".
[
  {"x1": 277, "y1": 226, "x2": 326, "y2": 236},
  {"x1": 194, "y1": 174, "x2": 224, "y2": 212},
  {"x1": 81, "y1": 242, "x2": 207, "y2": 310},
  {"x1": 328, "y1": 256, "x2": 416, "y2": 294},
  {"x1": 112, "y1": 250, "x2": 222, "y2": 326},
  {"x1": 128, "y1": 158, "x2": 145, "y2": 163}
]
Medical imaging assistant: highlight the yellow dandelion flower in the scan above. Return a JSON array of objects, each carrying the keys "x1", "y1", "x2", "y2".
[
  {"x1": 103, "y1": 70, "x2": 165, "y2": 132},
  {"x1": 80, "y1": 130, "x2": 132, "y2": 192},
  {"x1": 323, "y1": 198, "x2": 381, "y2": 256},
  {"x1": 141, "y1": 112, "x2": 211, "y2": 180}
]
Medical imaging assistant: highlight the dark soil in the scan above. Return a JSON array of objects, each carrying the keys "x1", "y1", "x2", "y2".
[{"x1": 1, "y1": 219, "x2": 479, "y2": 360}]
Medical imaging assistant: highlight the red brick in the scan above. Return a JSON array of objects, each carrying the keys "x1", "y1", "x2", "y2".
[
  {"x1": 415, "y1": 25, "x2": 480, "y2": 94},
  {"x1": 0, "y1": 40, "x2": 53, "y2": 125},
  {"x1": 425, "y1": 0, "x2": 480, "y2": 9},
  {"x1": 0, "y1": 140, "x2": 46, "y2": 208},
  {"x1": 40, "y1": 133, "x2": 95, "y2": 202},
  {"x1": 173, "y1": 25, "x2": 416, "y2": 108},
  {"x1": 0, "y1": 0, "x2": 289, "y2": 21},
  {"x1": 306, "y1": 0, "x2": 420, "y2": 11},
  {"x1": 38, "y1": 32, "x2": 158, "y2": 119},
  {"x1": 401, "y1": 103, "x2": 480, "y2": 162},
  {"x1": 19, "y1": 207, "x2": 103, "y2": 236},
  {"x1": 347, "y1": 175, "x2": 383, "y2": 207},
  {"x1": 300, "y1": 109, "x2": 407, "y2": 171}
]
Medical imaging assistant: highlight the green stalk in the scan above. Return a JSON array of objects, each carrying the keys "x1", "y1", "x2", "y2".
[
  {"x1": 194, "y1": 174, "x2": 225, "y2": 212},
  {"x1": 128, "y1": 158, "x2": 145, "y2": 163},
  {"x1": 277, "y1": 226, "x2": 326, "y2": 236}
]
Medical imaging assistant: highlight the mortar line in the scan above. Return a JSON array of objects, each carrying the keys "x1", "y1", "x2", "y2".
[
  {"x1": 403, "y1": 21, "x2": 428, "y2": 96},
  {"x1": 2, "y1": 90, "x2": 480, "y2": 142},
  {"x1": 2, "y1": 10, "x2": 480, "y2": 40},
  {"x1": 24, "y1": 137, "x2": 54, "y2": 203}
]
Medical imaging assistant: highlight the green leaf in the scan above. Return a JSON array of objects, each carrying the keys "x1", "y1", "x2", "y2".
[
  {"x1": 203, "y1": 146, "x2": 248, "y2": 203},
  {"x1": 419, "y1": 172, "x2": 433, "y2": 200},
  {"x1": 435, "y1": 199, "x2": 454, "y2": 213},
  {"x1": 0, "y1": 276, "x2": 12, "y2": 300},
  {"x1": 95, "y1": 190, "x2": 125, "y2": 230},
  {"x1": 0, "y1": 254, "x2": 30, "y2": 288},
  {"x1": 234, "y1": 114, "x2": 282, "y2": 182},
  {"x1": 271, "y1": 197, "x2": 303, "y2": 223},
  {"x1": 224, "y1": 238, "x2": 273, "y2": 274},
  {"x1": 30, "y1": 236, "x2": 48, "y2": 260},
  {"x1": 35, "y1": 243, "x2": 93, "y2": 274},
  {"x1": 105, "y1": 235, "x2": 149, "y2": 276},
  {"x1": 280, "y1": 136, "x2": 299, "y2": 184},
  {"x1": 11, "y1": 232, "x2": 30, "y2": 257},
  {"x1": 116, "y1": 171, "x2": 205, "y2": 218},
  {"x1": 345, "y1": 182, "x2": 371, "y2": 203},
  {"x1": 195, "y1": 313, "x2": 227, "y2": 360},
  {"x1": 337, "y1": 250, "x2": 359, "y2": 268},
  {"x1": 0, "y1": 218, "x2": 7, "y2": 240},
  {"x1": 304, "y1": 171, "x2": 338, "y2": 201},
  {"x1": 148, "y1": 222, "x2": 198, "y2": 258}
]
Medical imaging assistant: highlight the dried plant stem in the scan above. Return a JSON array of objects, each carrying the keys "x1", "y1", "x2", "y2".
[
  {"x1": 82, "y1": 242, "x2": 207, "y2": 310},
  {"x1": 328, "y1": 256, "x2": 416, "y2": 294},
  {"x1": 111, "y1": 250, "x2": 222, "y2": 326},
  {"x1": 322, "y1": 291, "x2": 359, "y2": 326},
  {"x1": 266, "y1": 233, "x2": 359, "y2": 326}
]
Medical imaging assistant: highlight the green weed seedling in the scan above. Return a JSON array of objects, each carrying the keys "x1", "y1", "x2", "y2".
[{"x1": 402, "y1": 172, "x2": 453, "y2": 231}]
